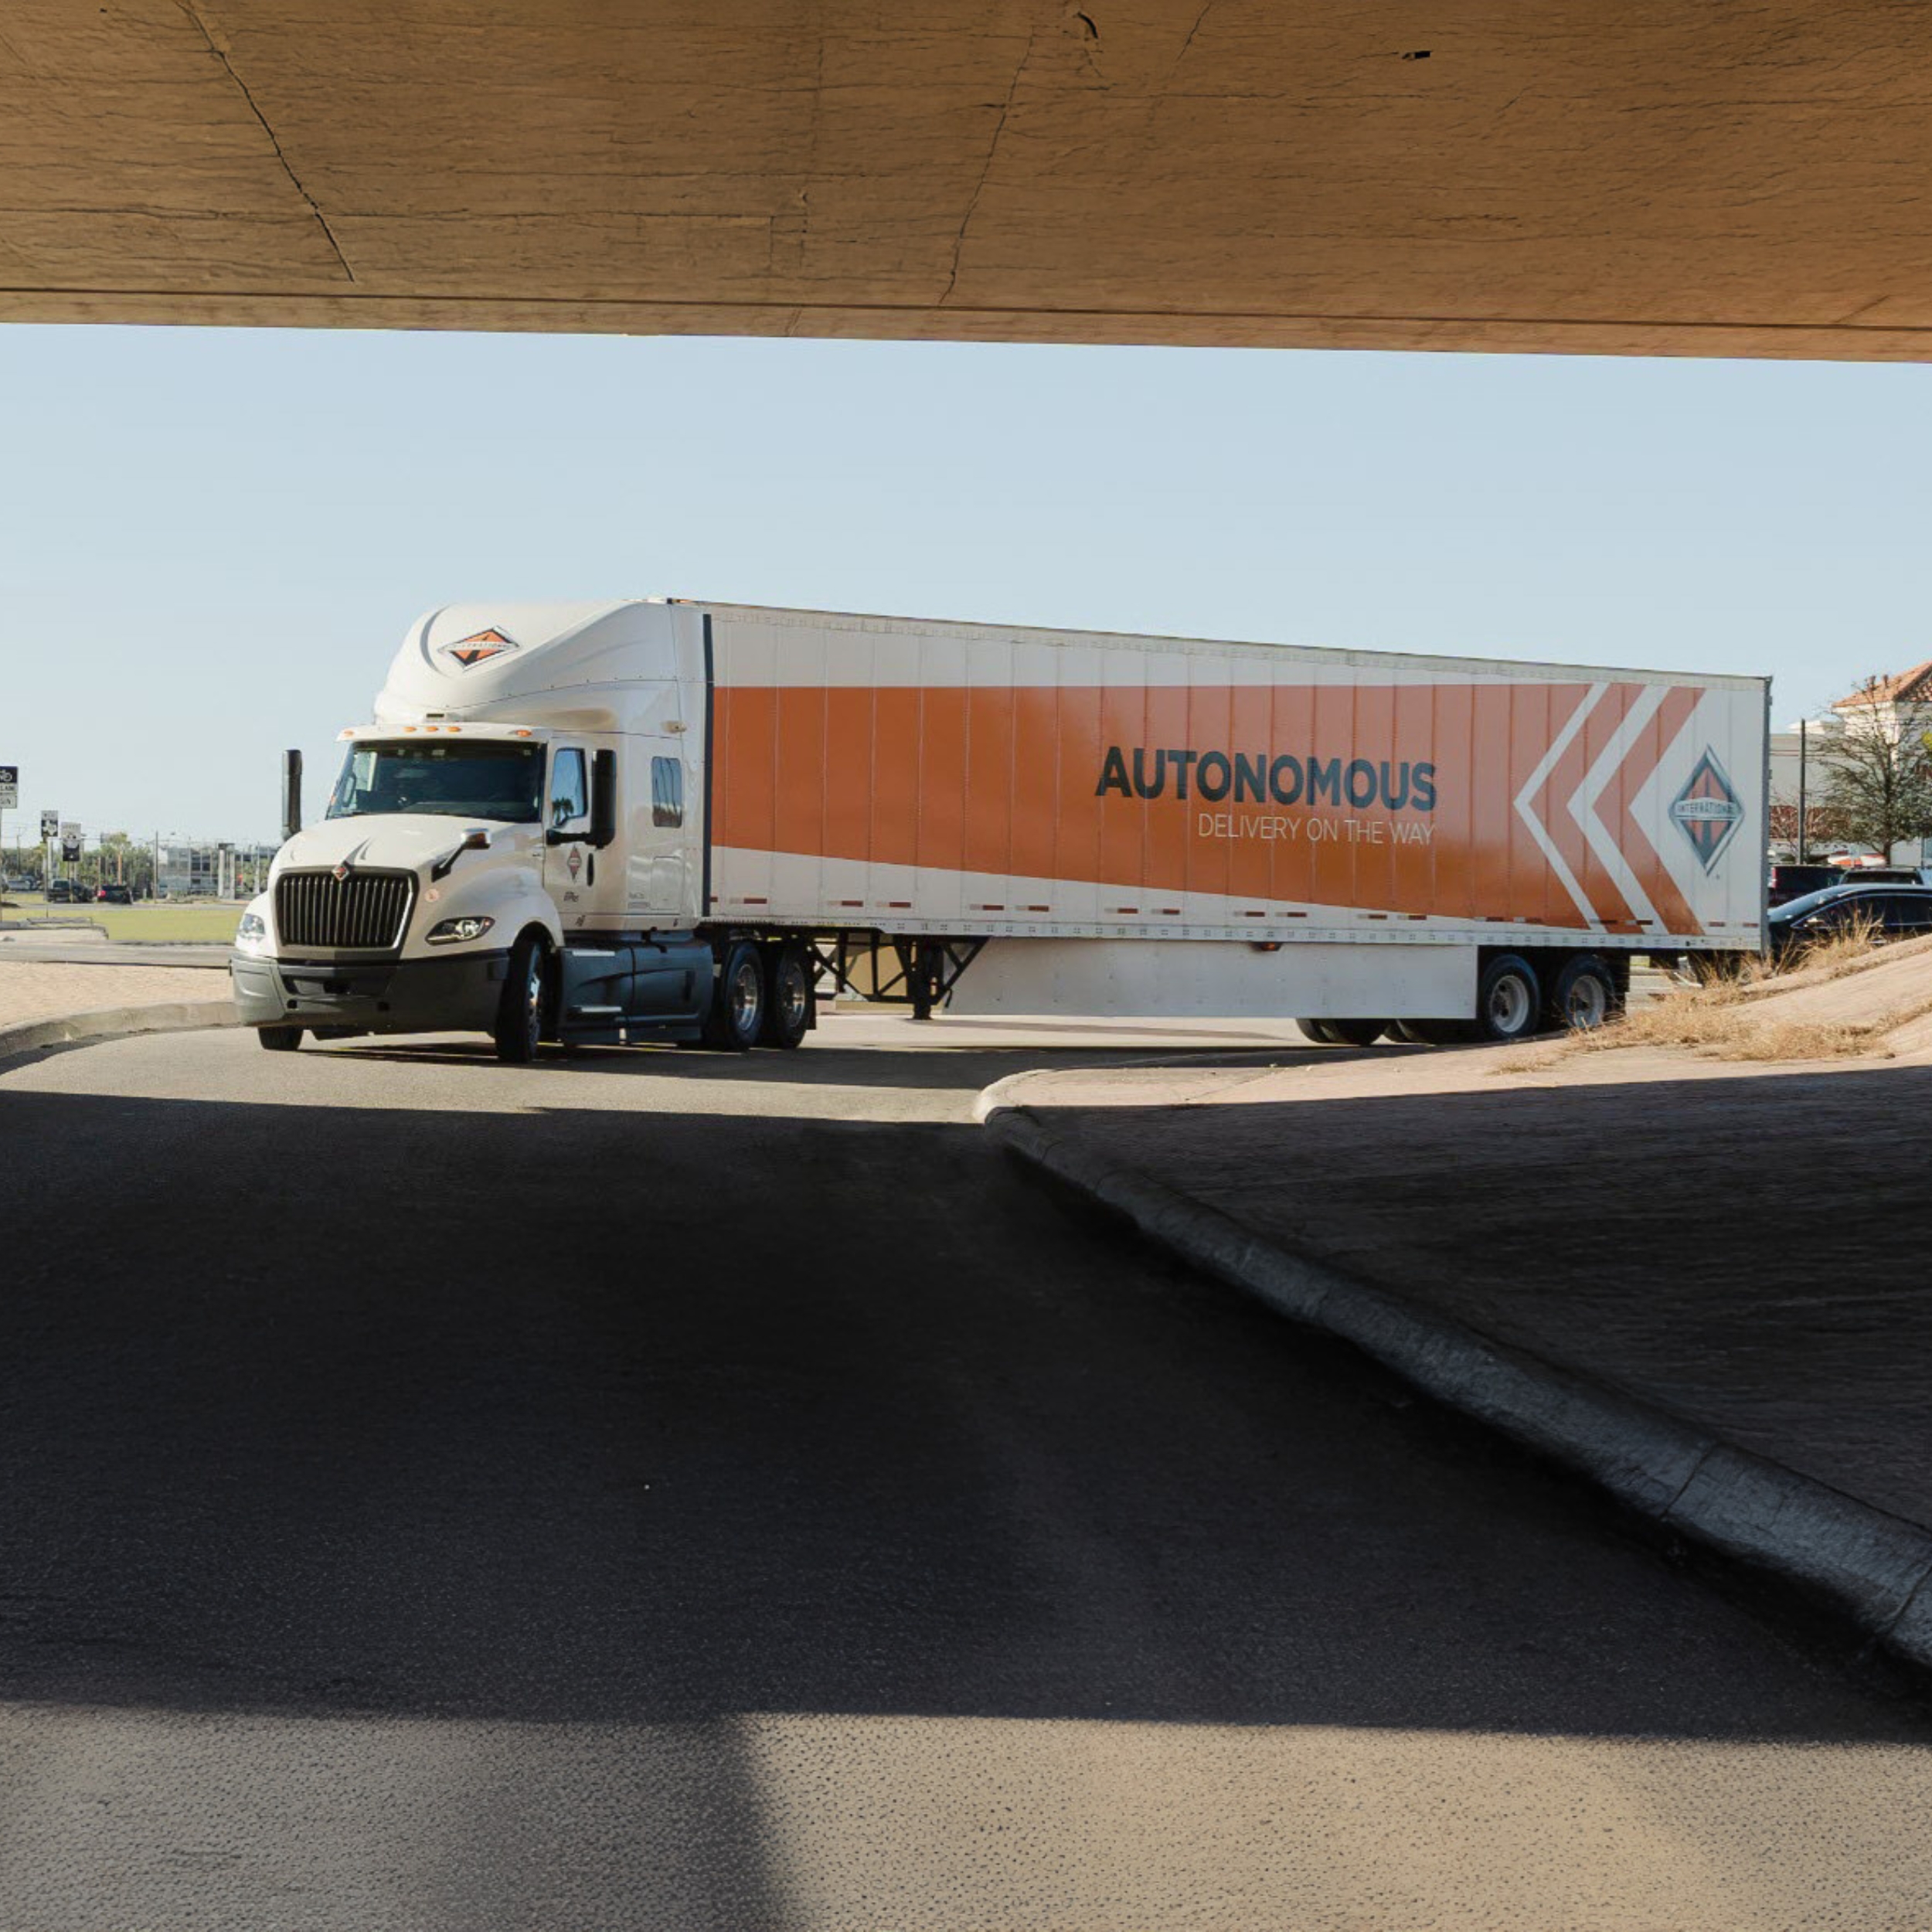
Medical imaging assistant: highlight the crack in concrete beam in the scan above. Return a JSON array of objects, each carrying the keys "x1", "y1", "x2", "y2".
[
  {"x1": 174, "y1": 0, "x2": 355, "y2": 284},
  {"x1": 939, "y1": 29, "x2": 1043, "y2": 307}
]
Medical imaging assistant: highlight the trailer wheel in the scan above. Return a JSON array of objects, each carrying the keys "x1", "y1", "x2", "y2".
[
  {"x1": 1471, "y1": 953, "x2": 1542, "y2": 1043},
  {"x1": 1386, "y1": 1021, "x2": 1429, "y2": 1046},
  {"x1": 257, "y1": 1026, "x2": 303, "y2": 1053},
  {"x1": 493, "y1": 930, "x2": 552, "y2": 1064},
  {"x1": 1328, "y1": 1019, "x2": 1388, "y2": 1047},
  {"x1": 1550, "y1": 954, "x2": 1620, "y2": 1032},
  {"x1": 1296, "y1": 1019, "x2": 1386, "y2": 1047},
  {"x1": 760, "y1": 945, "x2": 812, "y2": 1050},
  {"x1": 701, "y1": 939, "x2": 766, "y2": 1051}
]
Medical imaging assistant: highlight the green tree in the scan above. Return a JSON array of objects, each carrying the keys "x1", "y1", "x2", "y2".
[{"x1": 1821, "y1": 675, "x2": 1932, "y2": 859}]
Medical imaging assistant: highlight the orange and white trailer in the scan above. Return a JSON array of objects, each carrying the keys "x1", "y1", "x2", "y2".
[{"x1": 230, "y1": 600, "x2": 1767, "y2": 1060}]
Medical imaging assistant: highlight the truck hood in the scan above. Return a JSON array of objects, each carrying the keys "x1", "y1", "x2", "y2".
[{"x1": 274, "y1": 815, "x2": 530, "y2": 876}]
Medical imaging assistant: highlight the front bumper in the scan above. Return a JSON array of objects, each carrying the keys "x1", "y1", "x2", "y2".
[{"x1": 230, "y1": 947, "x2": 510, "y2": 1035}]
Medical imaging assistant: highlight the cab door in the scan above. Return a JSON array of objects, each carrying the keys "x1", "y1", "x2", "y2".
[{"x1": 542, "y1": 740, "x2": 623, "y2": 932}]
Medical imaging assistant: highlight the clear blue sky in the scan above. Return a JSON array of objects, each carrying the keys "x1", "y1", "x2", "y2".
[{"x1": 2, "y1": 325, "x2": 1927, "y2": 843}]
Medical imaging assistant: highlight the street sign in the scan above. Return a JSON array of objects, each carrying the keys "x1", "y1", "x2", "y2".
[
  {"x1": 39, "y1": 809, "x2": 57, "y2": 840},
  {"x1": 60, "y1": 821, "x2": 81, "y2": 866},
  {"x1": 0, "y1": 767, "x2": 15, "y2": 810}
]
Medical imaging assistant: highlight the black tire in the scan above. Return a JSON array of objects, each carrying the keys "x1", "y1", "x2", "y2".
[
  {"x1": 701, "y1": 939, "x2": 766, "y2": 1051},
  {"x1": 1549, "y1": 954, "x2": 1620, "y2": 1032},
  {"x1": 493, "y1": 930, "x2": 552, "y2": 1064},
  {"x1": 1325, "y1": 1019, "x2": 1388, "y2": 1047},
  {"x1": 1296, "y1": 1018, "x2": 1387, "y2": 1048},
  {"x1": 760, "y1": 945, "x2": 812, "y2": 1050},
  {"x1": 1471, "y1": 953, "x2": 1542, "y2": 1043},
  {"x1": 257, "y1": 1026, "x2": 303, "y2": 1053},
  {"x1": 1386, "y1": 1020, "x2": 1430, "y2": 1046}
]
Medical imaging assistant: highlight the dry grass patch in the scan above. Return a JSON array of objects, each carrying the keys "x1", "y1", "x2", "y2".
[
  {"x1": 1499, "y1": 986, "x2": 1881, "y2": 1069},
  {"x1": 1594, "y1": 992, "x2": 1874, "y2": 1061}
]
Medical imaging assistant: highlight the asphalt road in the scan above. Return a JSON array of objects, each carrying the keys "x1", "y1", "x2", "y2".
[{"x1": 2, "y1": 1017, "x2": 1930, "y2": 1930}]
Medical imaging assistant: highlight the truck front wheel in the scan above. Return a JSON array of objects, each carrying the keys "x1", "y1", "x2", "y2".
[
  {"x1": 493, "y1": 931, "x2": 552, "y2": 1064},
  {"x1": 258, "y1": 1026, "x2": 303, "y2": 1053},
  {"x1": 701, "y1": 940, "x2": 766, "y2": 1051}
]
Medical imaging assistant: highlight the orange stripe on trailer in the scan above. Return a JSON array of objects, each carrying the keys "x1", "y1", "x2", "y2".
[{"x1": 710, "y1": 682, "x2": 1719, "y2": 937}]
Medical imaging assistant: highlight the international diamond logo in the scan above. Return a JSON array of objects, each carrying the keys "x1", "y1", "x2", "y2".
[
  {"x1": 1669, "y1": 747, "x2": 1745, "y2": 872},
  {"x1": 440, "y1": 626, "x2": 518, "y2": 669}
]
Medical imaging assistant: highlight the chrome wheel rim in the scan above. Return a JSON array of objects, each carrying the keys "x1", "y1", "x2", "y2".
[
  {"x1": 780, "y1": 958, "x2": 808, "y2": 1030},
  {"x1": 730, "y1": 960, "x2": 761, "y2": 1032},
  {"x1": 1566, "y1": 977, "x2": 1608, "y2": 1029},
  {"x1": 523, "y1": 950, "x2": 544, "y2": 1043},
  {"x1": 1488, "y1": 974, "x2": 1532, "y2": 1035}
]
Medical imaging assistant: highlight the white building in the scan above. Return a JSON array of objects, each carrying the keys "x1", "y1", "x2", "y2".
[{"x1": 1768, "y1": 662, "x2": 1932, "y2": 862}]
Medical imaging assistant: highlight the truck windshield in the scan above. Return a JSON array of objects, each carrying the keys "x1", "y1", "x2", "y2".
[{"x1": 326, "y1": 740, "x2": 544, "y2": 823}]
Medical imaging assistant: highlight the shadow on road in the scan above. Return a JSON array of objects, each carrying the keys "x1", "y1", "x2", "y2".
[
  {"x1": 1021, "y1": 1057, "x2": 1932, "y2": 1532},
  {"x1": 0, "y1": 1063, "x2": 1917, "y2": 1755}
]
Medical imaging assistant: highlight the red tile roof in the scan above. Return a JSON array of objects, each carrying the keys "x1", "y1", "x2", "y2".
[{"x1": 1834, "y1": 660, "x2": 1932, "y2": 709}]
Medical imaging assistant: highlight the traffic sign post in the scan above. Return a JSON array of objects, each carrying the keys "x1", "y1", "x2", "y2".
[{"x1": 0, "y1": 766, "x2": 14, "y2": 893}]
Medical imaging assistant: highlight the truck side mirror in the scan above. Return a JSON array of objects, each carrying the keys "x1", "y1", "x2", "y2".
[{"x1": 590, "y1": 749, "x2": 618, "y2": 849}]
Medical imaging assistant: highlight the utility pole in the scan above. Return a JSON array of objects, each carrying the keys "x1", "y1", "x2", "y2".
[{"x1": 1797, "y1": 718, "x2": 1809, "y2": 864}]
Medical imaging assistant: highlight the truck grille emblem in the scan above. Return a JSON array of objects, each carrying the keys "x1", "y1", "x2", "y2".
[
  {"x1": 332, "y1": 861, "x2": 353, "y2": 883},
  {"x1": 442, "y1": 626, "x2": 518, "y2": 668}
]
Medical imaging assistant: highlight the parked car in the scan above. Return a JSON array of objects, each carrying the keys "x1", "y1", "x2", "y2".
[
  {"x1": 1768, "y1": 863, "x2": 1842, "y2": 906},
  {"x1": 1828, "y1": 866, "x2": 1924, "y2": 886},
  {"x1": 97, "y1": 883, "x2": 132, "y2": 905},
  {"x1": 45, "y1": 879, "x2": 75, "y2": 903},
  {"x1": 1767, "y1": 882, "x2": 1932, "y2": 964}
]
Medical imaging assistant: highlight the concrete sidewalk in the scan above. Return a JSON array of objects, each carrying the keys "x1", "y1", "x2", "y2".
[
  {"x1": 980, "y1": 1036, "x2": 1932, "y2": 1668},
  {"x1": 0, "y1": 957, "x2": 229, "y2": 1032},
  {"x1": 0, "y1": 956, "x2": 235, "y2": 1063}
]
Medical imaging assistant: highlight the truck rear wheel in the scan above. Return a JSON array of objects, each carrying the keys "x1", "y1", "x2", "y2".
[
  {"x1": 760, "y1": 945, "x2": 812, "y2": 1050},
  {"x1": 493, "y1": 930, "x2": 552, "y2": 1064},
  {"x1": 702, "y1": 940, "x2": 766, "y2": 1051},
  {"x1": 258, "y1": 1026, "x2": 303, "y2": 1053},
  {"x1": 1471, "y1": 953, "x2": 1541, "y2": 1043}
]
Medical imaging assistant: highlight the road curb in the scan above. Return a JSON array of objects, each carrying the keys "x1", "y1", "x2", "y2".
[
  {"x1": 0, "y1": 1001, "x2": 240, "y2": 1068},
  {"x1": 975, "y1": 1073, "x2": 1932, "y2": 1677}
]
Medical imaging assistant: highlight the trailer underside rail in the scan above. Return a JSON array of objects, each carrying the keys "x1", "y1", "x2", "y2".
[{"x1": 805, "y1": 932, "x2": 988, "y2": 1019}]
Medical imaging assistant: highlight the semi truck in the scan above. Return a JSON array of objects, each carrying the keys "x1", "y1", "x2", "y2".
[{"x1": 230, "y1": 599, "x2": 1768, "y2": 1060}]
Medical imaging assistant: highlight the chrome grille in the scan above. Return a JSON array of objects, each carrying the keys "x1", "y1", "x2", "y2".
[{"x1": 274, "y1": 869, "x2": 413, "y2": 951}]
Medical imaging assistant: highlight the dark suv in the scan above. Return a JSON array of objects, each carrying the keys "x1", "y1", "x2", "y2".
[{"x1": 1767, "y1": 883, "x2": 1932, "y2": 963}]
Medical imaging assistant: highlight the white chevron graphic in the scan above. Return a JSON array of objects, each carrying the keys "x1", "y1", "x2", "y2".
[
  {"x1": 1512, "y1": 682, "x2": 1607, "y2": 930},
  {"x1": 1571, "y1": 683, "x2": 1672, "y2": 932}
]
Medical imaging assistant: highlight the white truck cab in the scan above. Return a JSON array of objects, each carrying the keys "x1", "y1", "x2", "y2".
[{"x1": 231, "y1": 600, "x2": 806, "y2": 1060}]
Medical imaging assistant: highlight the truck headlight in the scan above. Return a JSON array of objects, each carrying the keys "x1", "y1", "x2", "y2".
[
  {"x1": 236, "y1": 911, "x2": 267, "y2": 944},
  {"x1": 426, "y1": 915, "x2": 495, "y2": 945}
]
